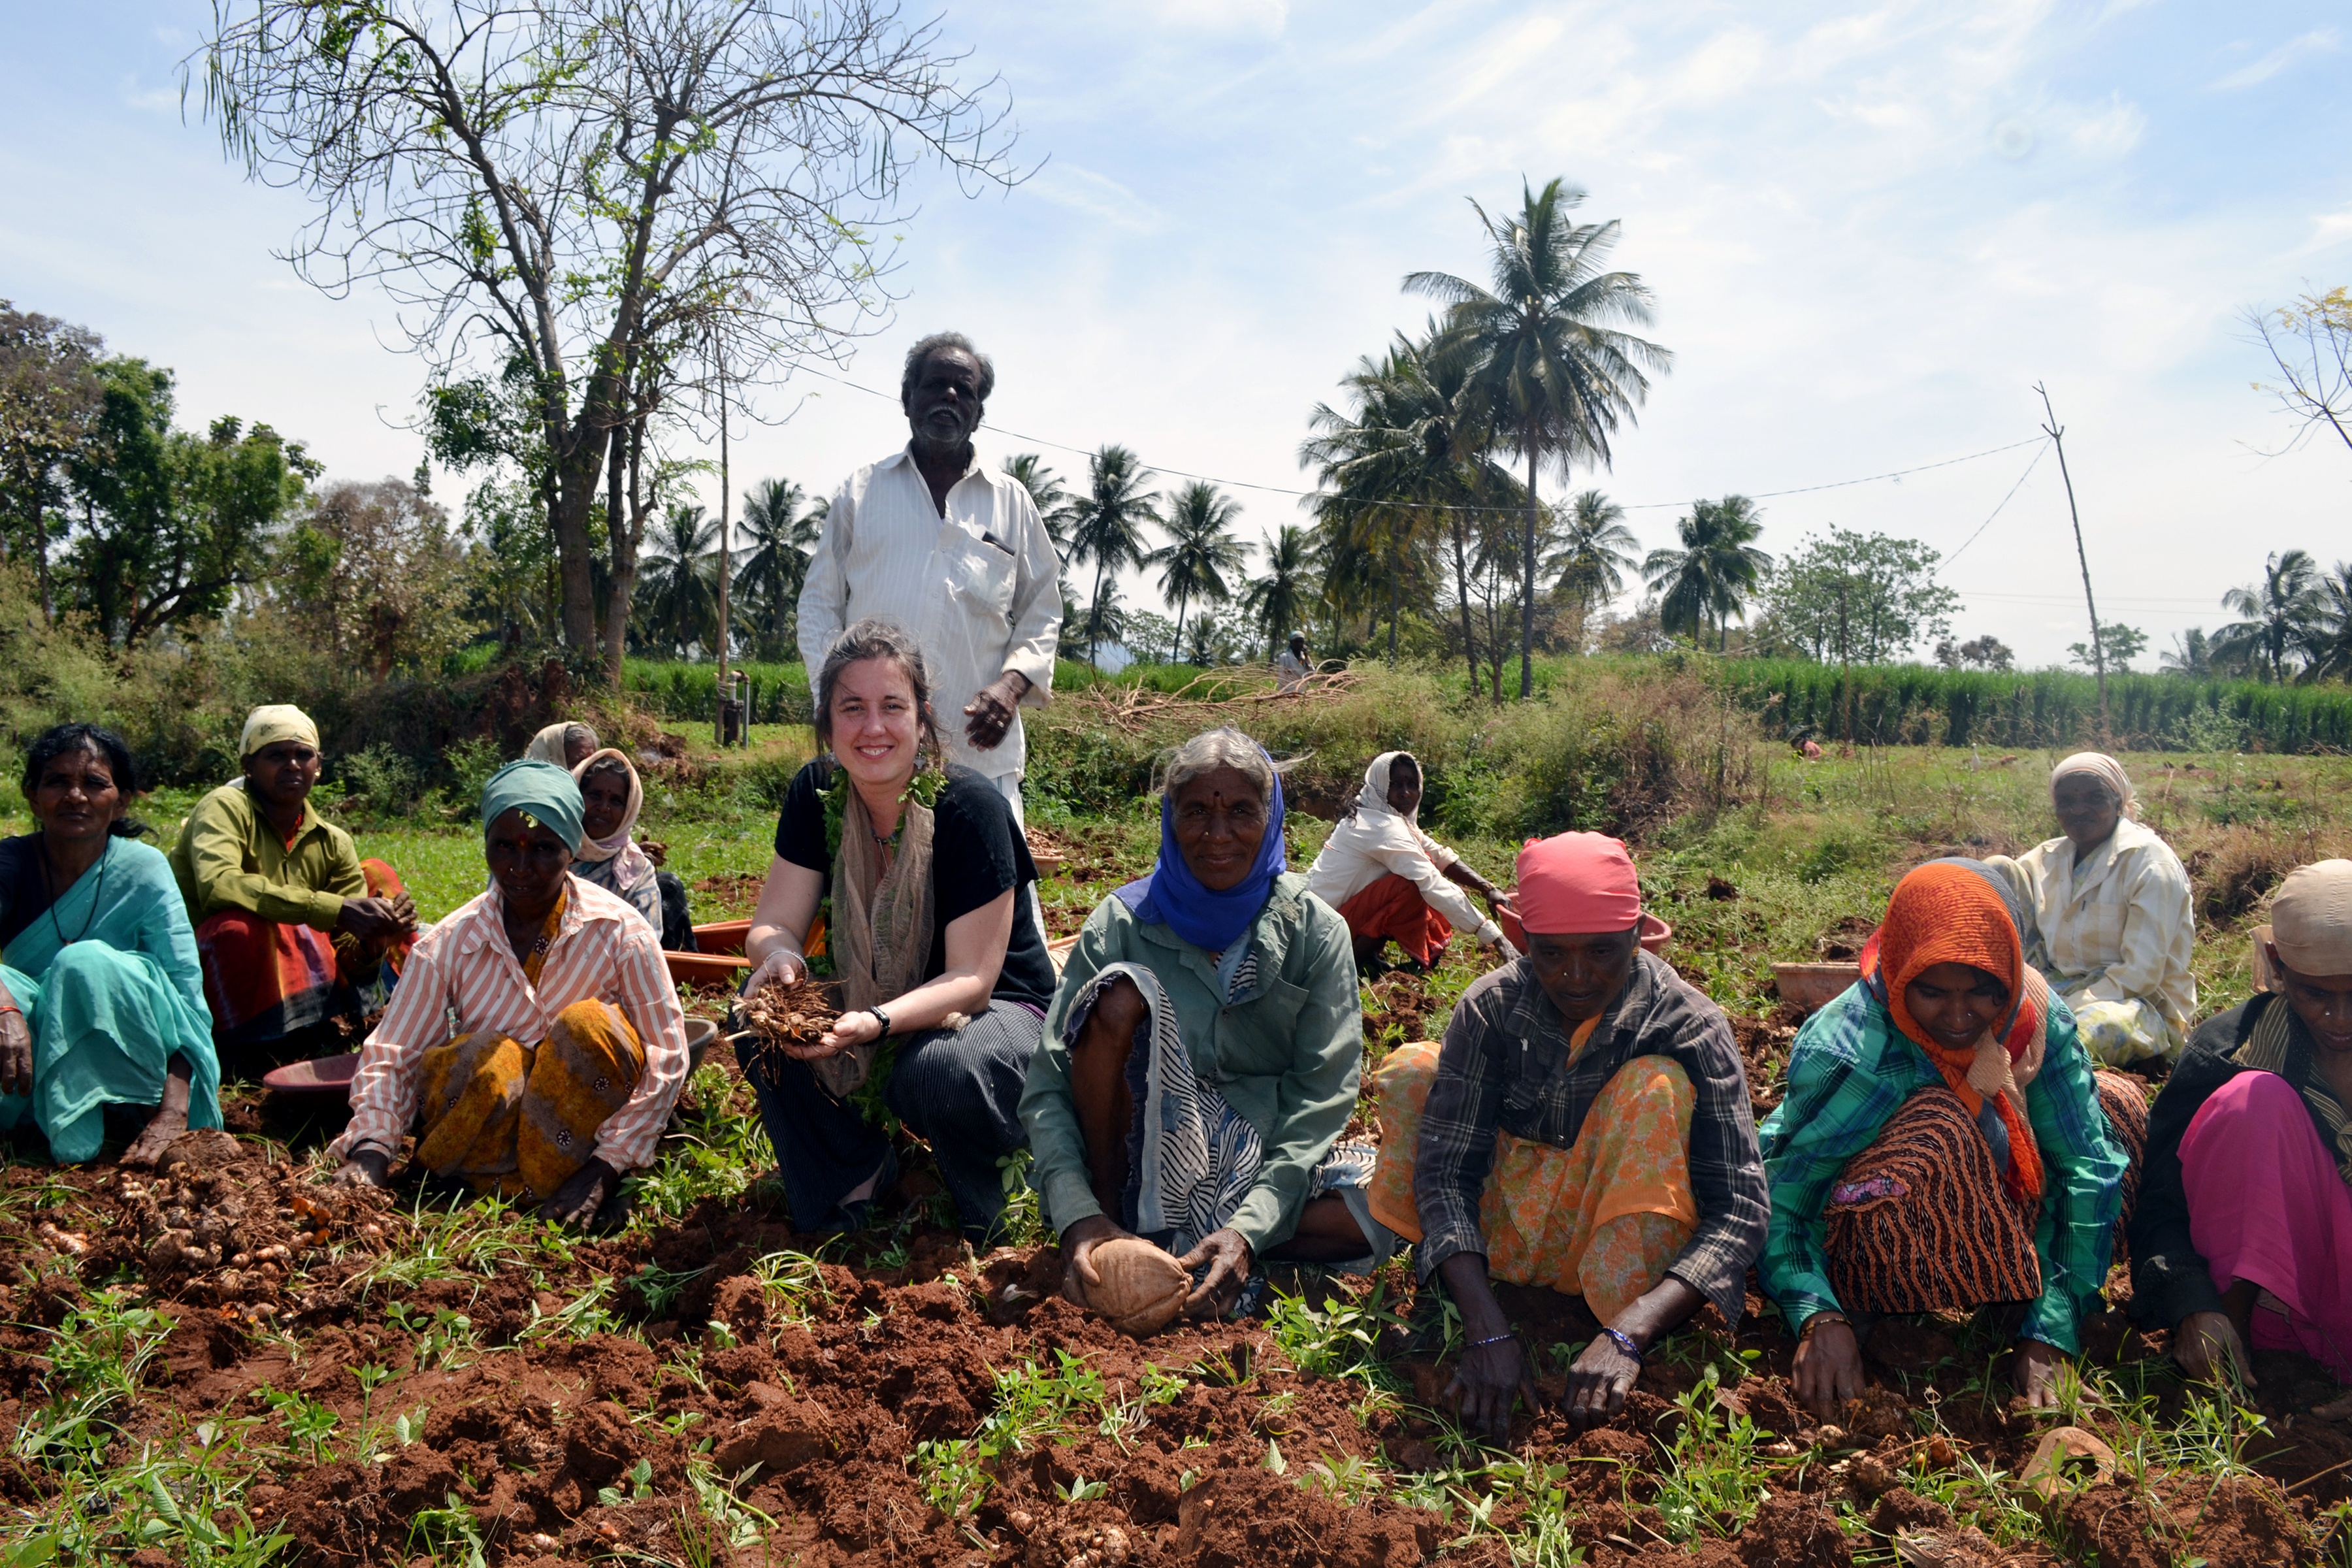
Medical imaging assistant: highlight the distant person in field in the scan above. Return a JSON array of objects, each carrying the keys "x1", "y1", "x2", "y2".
[
  {"x1": 1308, "y1": 751, "x2": 1516, "y2": 975},
  {"x1": 170, "y1": 706, "x2": 416, "y2": 1068},
  {"x1": 1367, "y1": 831, "x2": 1769, "y2": 1439},
  {"x1": 1276, "y1": 632, "x2": 1311, "y2": 693},
  {"x1": 2130, "y1": 860, "x2": 2352, "y2": 1387},
  {"x1": 0, "y1": 725, "x2": 220, "y2": 1167},
  {"x1": 525, "y1": 722, "x2": 600, "y2": 770},
  {"x1": 1759, "y1": 860, "x2": 2141, "y2": 1420},
  {"x1": 1024, "y1": 728, "x2": 1394, "y2": 1324},
  {"x1": 330, "y1": 762, "x2": 689, "y2": 1228},
  {"x1": 743, "y1": 621, "x2": 1053, "y2": 1240},
  {"x1": 796, "y1": 332, "x2": 1062, "y2": 832},
  {"x1": 1985, "y1": 753, "x2": 2195, "y2": 1067}
]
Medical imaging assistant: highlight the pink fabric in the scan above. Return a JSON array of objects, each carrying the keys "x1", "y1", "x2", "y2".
[
  {"x1": 1515, "y1": 831, "x2": 1641, "y2": 937},
  {"x1": 2181, "y1": 1070, "x2": 2352, "y2": 1380}
]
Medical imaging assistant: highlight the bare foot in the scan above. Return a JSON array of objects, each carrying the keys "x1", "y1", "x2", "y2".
[
  {"x1": 120, "y1": 1053, "x2": 195, "y2": 1169},
  {"x1": 121, "y1": 1104, "x2": 187, "y2": 1168}
]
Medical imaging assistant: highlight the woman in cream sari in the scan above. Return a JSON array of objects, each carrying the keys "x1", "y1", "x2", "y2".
[{"x1": 742, "y1": 619, "x2": 1056, "y2": 1239}]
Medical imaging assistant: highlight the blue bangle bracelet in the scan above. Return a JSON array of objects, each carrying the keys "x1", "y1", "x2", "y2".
[
  {"x1": 1600, "y1": 1327, "x2": 1644, "y2": 1364},
  {"x1": 1471, "y1": 1331, "x2": 1516, "y2": 1349}
]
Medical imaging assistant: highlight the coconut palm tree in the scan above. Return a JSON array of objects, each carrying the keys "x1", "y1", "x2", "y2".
[
  {"x1": 1301, "y1": 332, "x2": 1515, "y2": 682},
  {"x1": 1409, "y1": 178, "x2": 1671, "y2": 697},
  {"x1": 2160, "y1": 628, "x2": 2217, "y2": 678},
  {"x1": 1243, "y1": 524, "x2": 1313, "y2": 661},
  {"x1": 634, "y1": 501, "x2": 723, "y2": 657},
  {"x1": 734, "y1": 478, "x2": 825, "y2": 657},
  {"x1": 1066, "y1": 445, "x2": 1159, "y2": 662},
  {"x1": 2215, "y1": 549, "x2": 2323, "y2": 682},
  {"x1": 1002, "y1": 453, "x2": 1078, "y2": 557},
  {"x1": 2305, "y1": 559, "x2": 2352, "y2": 681},
  {"x1": 1144, "y1": 481, "x2": 1247, "y2": 662},
  {"x1": 1642, "y1": 495, "x2": 1772, "y2": 651},
  {"x1": 1546, "y1": 489, "x2": 1639, "y2": 633}
]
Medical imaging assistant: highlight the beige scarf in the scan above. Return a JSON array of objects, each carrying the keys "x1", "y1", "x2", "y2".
[{"x1": 812, "y1": 776, "x2": 953, "y2": 1098}]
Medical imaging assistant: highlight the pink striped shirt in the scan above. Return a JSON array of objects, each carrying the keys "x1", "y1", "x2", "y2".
[{"x1": 330, "y1": 874, "x2": 689, "y2": 1173}]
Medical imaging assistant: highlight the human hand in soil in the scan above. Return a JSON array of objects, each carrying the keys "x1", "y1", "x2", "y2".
[
  {"x1": 1563, "y1": 1333, "x2": 1644, "y2": 1431},
  {"x1": 2173, "y1": 1311, "x2": 2257, "y2": 1388},
  {"x1": 1446, "y1": 1336, "x2": 1538, "y2": 1442},
  {"x1": 1059, "y1": 1213, "x2": 1130, "y2": 1310},
  {"x1": 120, "y1": 1054, "x2": 195, "y2": 1169},
  {"x1": 1793, "y1": 1315, "x2": 1866, "y2": 1420},
  {"x1": 2011, "y1": 1337, "x2": 2068, "y2": 1407},
  {"x1": 0, "y1": 998, "x2": 31, "y2": 1099},
  {"x1": 963, "y1": 671, "x2": 1029, "y2": 752},
  {"x1": 1177, "y1": 1228, "x2": 1254, "y2": 1319},
  {"x1": 541, "y1": 1158, "x2": 620, "y2": 1228},
  {"x1": 334, "y1": 1147, "x2": 395, "y2": 1189},
  {"x1": 802, "y1": 1007, "x2": 883, "y2": 1061}
]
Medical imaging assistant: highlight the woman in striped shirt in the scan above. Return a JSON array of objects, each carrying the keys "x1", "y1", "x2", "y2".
[{"x1": 329, "y1": 761, "x2": 689, "y2": 1228}]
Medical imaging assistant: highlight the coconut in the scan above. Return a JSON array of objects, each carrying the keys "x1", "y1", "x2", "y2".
[{"x1": 1086, "y1": 1237, "x2": 1192, "y2": 1337}]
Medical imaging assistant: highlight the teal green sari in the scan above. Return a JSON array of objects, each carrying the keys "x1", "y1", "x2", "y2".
[{"x1": 0, "y1": 836, "x2": 221, "y2": 1163}]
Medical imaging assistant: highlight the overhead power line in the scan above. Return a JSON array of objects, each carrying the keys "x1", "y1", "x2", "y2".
[{"x1": 782, "y1": 363, "x2": 2049, "y2": 520}]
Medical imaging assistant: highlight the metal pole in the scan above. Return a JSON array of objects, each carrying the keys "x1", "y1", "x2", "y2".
[
  {"x1": 2035, "y1": 382, "x2": 2108, "y2": 745},
  {"x1": 714, "y1": 352, "x2": 732, "y2": 745}
]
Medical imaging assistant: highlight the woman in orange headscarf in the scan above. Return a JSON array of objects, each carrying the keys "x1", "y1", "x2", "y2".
[{"x1": 1758, "y1": 860, "x2": 2142, "y2": 1418}]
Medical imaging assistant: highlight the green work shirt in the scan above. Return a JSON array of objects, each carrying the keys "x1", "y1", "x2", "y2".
[
  {"x1": 169, "y1": 782, "x2": 364, "y2": 933},
  {"x1": 1021, "y1": 872, "x2": 1364, "y2": 1255}
]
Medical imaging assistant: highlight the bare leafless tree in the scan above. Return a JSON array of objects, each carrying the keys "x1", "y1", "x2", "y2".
[
  {"x1": 2247, "y1": 287, "x2": 2352, "y2": 461},
  {"x1": 195, "y1": 1, "x2": 1021, "y2": 664}
]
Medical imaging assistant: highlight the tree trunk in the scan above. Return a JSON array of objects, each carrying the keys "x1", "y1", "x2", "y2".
[
  {"x1": 1521, "y1": 443, "x2": 1541, "y2": 698},
  {"x1": 1172, "y1": 588, "x2": 1188, "y2": 662},
  {"x1": 1450, "y1": 515, "x2": 1480, "y2": 700},
  {"x1": 1087, "y1": 557, "x2": 1107, "y2": 662},
  {"x1": 602, "y1": 417, "x2": 649, "y2": 685},
  {"x1": 1387, "y1": 547, "x2": 1400, "y2": 664}
]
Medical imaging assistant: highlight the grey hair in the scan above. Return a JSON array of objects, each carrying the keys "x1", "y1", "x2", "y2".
[
  {"x1": 1163, "y1": 727, "x2": 1277, "y2": 804},
  {"x1": 564, "y1": 722, "x2": 600, "y2": 752},
  {"x1": 900, "y1": 331, "x2": 996, "y2": 408},
  {"x1": 813, "y1": 617, "x2": 943, "y2": 758}
]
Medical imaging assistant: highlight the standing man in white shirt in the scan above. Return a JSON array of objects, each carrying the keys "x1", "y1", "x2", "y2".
[{"x1": 796, "y1": 333, "x2": 1064, "y2": 834}]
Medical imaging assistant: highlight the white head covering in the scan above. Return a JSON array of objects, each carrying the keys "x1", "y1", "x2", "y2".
[
  {"x1": 1354, "y1": 751, "x2": 1420, "y2": 825},
  {"x1": 240, "y1": 704, "x2": 319, "y2": 759},
  {"x1": 2050, "y1": 752, "x2": 2136, "y2": 818},
  {"x1": 2272, "y1": 860, "x2": 2352, "y2": 978},
  {"x1": 570, "y1": 748, "x2": 655, "y2": 892},
  {"x1": 525, "y1": 721, "x2": 599, "y2": 766}
]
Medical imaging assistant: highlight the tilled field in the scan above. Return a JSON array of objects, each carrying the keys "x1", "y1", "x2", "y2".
[{"x1": 4, "y1": 1042, "x2": 2349, "y2": 1568}]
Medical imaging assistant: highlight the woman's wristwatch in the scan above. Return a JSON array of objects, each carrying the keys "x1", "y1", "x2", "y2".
[{"x1": 867, "y1": 1005, "x2": 892, "y2": 1038}]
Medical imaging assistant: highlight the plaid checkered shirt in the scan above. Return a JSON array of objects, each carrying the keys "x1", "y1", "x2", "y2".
[
  {"x1": 1756, "y1": 983, "x2": 2127, "y2": 1354},
  {"x1": 1412, "y1": 950, "x2": 1769, "y2": 1329}
]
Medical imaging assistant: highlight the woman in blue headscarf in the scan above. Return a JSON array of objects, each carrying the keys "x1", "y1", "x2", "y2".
[{"x1": 1021, "y1": 728, "x2": 1393, "y2": 1323}]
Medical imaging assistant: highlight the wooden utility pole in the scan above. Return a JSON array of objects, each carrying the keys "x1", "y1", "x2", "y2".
[
  {"x1": 2036, "y1": 382, "x2": 2109, "y2": 745},
  {"x1": 713, "y1": 351, "x2": 733, "y2": 746}
]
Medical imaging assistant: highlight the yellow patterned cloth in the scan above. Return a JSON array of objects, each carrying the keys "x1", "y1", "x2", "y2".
[
  {"x1": 1368, "y1": 1030, "x2": 1701, "y2": 1321},
  {"x1": 414, "y1": 998, "x2": 644, "y2": 1199}
]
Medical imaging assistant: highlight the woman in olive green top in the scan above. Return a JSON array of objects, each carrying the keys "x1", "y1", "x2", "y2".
[{"x1": 1020, "y1": 728, "x2": 1391, "y2": 1320}]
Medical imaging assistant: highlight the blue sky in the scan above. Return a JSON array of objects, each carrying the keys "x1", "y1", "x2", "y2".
[{"x1": 3, "y1": 1, "x2": 2348, "y2": 667}]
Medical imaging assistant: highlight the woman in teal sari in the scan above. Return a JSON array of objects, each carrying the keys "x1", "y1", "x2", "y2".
[{"x1": 0, "y1": 725, "x2": 220, "y2": 1165}]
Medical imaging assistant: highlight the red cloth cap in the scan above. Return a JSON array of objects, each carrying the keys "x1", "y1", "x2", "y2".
[{"x1": 1515, "y1": 832, "x2": 1642, "y2": 935}]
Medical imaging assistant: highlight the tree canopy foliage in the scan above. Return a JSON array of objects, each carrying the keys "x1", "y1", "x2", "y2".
[{"x1": 1757, "y1": 527, "x2": 1955, "y2": 666}]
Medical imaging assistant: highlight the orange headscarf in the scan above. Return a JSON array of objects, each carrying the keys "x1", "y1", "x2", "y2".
[{"x1": 1859, "y1": 862, "x2": 2051, "y2": 1203}]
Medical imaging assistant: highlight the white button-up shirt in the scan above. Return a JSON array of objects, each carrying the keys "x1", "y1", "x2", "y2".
[
  {"x1": 1993, "y1": 816, "x2": 2198, "y2": 1052},
  {"x1": 796, "y1": 445, "x2": 1062, "y2": 779}
]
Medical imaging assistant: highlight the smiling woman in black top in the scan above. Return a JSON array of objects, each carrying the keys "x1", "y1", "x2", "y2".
[{"x1": 741, "y1": 619, "x2": 1051, "y2": 1239}]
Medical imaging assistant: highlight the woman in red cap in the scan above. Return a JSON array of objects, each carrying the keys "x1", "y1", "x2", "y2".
[
  {"x1": 1365, "y1": 830, "x2": 1769, "y2": 1439},
  {"x1": 1759, "y1": 860, "x2": 2139, "y2": 1418}
]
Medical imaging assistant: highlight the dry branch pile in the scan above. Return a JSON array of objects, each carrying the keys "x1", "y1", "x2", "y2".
[{"x1": 1061, "y1": 667, "x2": 1361, "y2": 722}]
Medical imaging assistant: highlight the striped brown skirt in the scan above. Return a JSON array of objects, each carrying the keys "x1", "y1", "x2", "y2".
[{"x1": 1824, "y1": 1071, "x2": 2148, "y2": 1317}]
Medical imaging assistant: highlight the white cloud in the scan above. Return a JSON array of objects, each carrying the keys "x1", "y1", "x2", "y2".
[
  {"x1": 1150, "y1": 0, "x2": 1289, "y2": 36},
  {"x1": 1019, "y1": 163, "x2": 1167, "y2": 233},
  {"x1": 2291, "y1": 203, "x2": 2352, "y2": 257},
  {"x1": 2207, "y1": 27, "x2": 2338, "y2": 90}
]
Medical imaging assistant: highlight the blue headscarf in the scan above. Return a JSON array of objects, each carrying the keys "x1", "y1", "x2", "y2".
[
  {"x1": 480, "y1": 760, "x2": 586, "y2": 852},
  {"x1": 1113, "y1": 747, "x2": 1287, "y2": 952}
]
